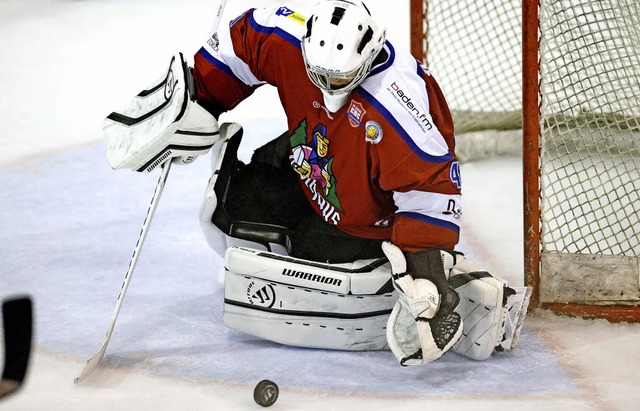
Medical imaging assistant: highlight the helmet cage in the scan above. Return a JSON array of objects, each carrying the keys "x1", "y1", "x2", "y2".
[{"x1": 301, "y1": 39, "x2": 376, "y2": 95}]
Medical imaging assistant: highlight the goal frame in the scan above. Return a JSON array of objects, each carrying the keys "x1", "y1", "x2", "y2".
[{"x1": 521, "y1": 0, "x2": 640, "y2": 322}]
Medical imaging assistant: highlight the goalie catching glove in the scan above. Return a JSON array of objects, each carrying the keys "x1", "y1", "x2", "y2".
[
  {"x1": 104, "y1": 52, "x2": 220, "y2": 172},
  {"x1": 382, "y1": 242, "x2": 463, "y2": 366}
]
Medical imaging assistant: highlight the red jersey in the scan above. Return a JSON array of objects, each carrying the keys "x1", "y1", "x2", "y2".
[{"x1": 193, "y1": 3, "x2": 462, "y2": 252}]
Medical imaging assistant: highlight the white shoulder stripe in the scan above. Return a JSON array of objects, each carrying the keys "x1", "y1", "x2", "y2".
[
  {"x1": 205, "y1": 19, "x2": 264, "y2": 87},
  {"x1": 362, "y1": 50, "x2": 450, "y2": 158}
]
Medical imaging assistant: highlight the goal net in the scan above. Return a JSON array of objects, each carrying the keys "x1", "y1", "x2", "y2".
[{"x1": 410, "y1": 0, "x2": 640, "y2": 321}]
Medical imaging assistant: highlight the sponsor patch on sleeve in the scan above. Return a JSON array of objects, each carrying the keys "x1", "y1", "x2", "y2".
[{"x1": 275, "y1": 6, "x2": 306, "y2": 25}]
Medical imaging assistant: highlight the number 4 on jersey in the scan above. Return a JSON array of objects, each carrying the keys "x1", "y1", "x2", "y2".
[{"x1": 450, "y1": 161, "x2": 462, "y2": 189}]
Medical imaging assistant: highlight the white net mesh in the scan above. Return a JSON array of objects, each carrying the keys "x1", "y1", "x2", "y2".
[
  {"x1": 423, "y1": 0, "x2": 640, "y2": 257},
  {"x1": 539, "y1": 0, "x2": 640, "y2": 257},
  {"x1": 423, "y1": 0, "x2": 522, "y2": 132}
]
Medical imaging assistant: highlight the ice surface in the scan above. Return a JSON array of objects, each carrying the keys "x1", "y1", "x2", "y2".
[{"x1": 1, "y1": 1, "x2": 639, "y2": 410}]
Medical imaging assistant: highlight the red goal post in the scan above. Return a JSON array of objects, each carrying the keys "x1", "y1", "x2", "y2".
[{"x1": 410, "y1": 0, "x2": 640, "y2": 322}]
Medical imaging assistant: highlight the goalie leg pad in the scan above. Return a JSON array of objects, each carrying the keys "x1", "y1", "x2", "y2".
[
  {"x1": 450, "y1": 272, "x2": 505, "y2": 361},
  {"x1": 224, "y1": 270, "x2": 395, "y2": 350},
  {"x1": 224, "y1": 247, "x2": 394, "y2": 295},
  {"x1": 222, "y1": 247, "x2": 396, "y2": 350},
  {"x1": 449, "y1": 272, "x2": 534, "y2": 361},
  {"x1": 450, "y1": 273, "x2": 532, "y2": 360}
]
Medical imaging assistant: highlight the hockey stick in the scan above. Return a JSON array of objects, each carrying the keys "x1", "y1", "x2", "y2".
[
  {"x1": 75, "y1": 0, "x2": 228, "y2": 384},
  {"x1": 74, "y1": 161, "x2": 172, "y2": 383},
  {"x1": 0, "y1": 296, "x2": 33, "y2": 399},
  {"x1": 210, "y1": 0, "x2": 229, "y2": 35}
]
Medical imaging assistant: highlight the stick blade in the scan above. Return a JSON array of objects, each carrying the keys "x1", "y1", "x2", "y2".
[
  {"x1": 74, "y1": 345, "x2": 108, "y2": 384},
  {"x1": 1, "y1": 296, "x2": 33, "y2": 398}
]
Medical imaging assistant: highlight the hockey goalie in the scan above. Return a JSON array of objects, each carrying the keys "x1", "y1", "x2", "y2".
[{"x1": 104, "y1": 0, "x2": 530, "y2": 366}]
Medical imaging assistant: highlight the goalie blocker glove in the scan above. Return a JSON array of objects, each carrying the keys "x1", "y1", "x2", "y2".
[
  {"x1": 104, "y1": 52, "x2": 220, "y2": 172},
  {"x1": 382, "y1": 242, "x2": 463, "y2": 366}
]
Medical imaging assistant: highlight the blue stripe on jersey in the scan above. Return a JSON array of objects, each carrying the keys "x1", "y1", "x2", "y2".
[
  {"x1": 277, "y1": 28, "x2": 302, "y2": 48},
  {"x1": 356, "y1": 87, "x2": 454, "y2": 164},
  {"x1": 370, "y1": 41, "x2": 395, "y2": 76},
  {"x1": 248, "y1": 10, "x2": 302, "y2": 48},
  {"x1": 197, "y1": 47, "x2": 239, "y2": 80},
  {"x1": 398, "y1": 212, "x2": 460, "y2": 233}
]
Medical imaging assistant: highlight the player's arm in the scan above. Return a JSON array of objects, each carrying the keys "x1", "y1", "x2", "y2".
[
  {"x1": 102, "y1": 6, "x2": 273, "y2": 172},
  {"x1": 373, "y1": 75, "x2": 466, "y2": 363},
  {"x1": 377, "y1": 57, "x2": 461, "y2": 252},
  {"x1": 103, "y1": 6, "x2": 286, "y2": 172},
  {"x1": 376, "y1": 137, "x2": 462, "y2": 251},
  {"x1": 192, "y1": 6, "x2": 284, "y2": 118},
  {"x1": 381, "y1": 152, "x2": 526, "y2": 363},
  {"x1": 381, "y1": 172, "x2": 463, "y2": 364}
]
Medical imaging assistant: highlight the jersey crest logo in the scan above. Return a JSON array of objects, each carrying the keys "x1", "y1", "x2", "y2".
[
  {"x1": 346, "y1": 100, "x2": 366, "y2": 127},
  {"x1": 289, "y1": 119, "x2": 343, "y2": 224}
]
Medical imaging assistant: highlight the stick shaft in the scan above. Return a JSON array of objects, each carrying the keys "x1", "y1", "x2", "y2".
[
  {"x1": 210, "y1": 0, "x2": 229, "y2": 35},
  {"x1": 75, "y1": 161, "x2": 172, "y2": 383}
]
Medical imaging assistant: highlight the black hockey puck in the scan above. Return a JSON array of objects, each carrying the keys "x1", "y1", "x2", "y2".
[{"x1": 253, "y1": 379, "x2": 279, "y2": 407}]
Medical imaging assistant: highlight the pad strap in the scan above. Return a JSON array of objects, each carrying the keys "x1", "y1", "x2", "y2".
[{"x1": 225, "y1": 247, "x2": 393, "y2": 295}]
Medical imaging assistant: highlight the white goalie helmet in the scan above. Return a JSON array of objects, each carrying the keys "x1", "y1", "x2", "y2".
[{"x1": 302, "y1": 0, "x2": 386, "y2": 112}]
